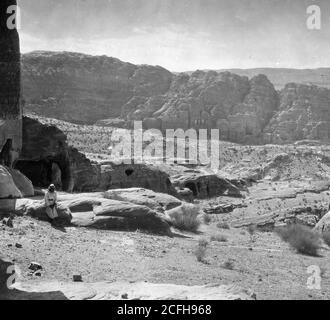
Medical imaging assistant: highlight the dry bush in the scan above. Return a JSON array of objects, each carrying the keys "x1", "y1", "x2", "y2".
[
  {"x1": 222, "y1": 259, "x2": 235, "y2": 270},
  {"x1": 276, "y1": 224, "x2": 322, "y2": 256},
  {"x1": 210, "y1": 233, "x2": 228, "y2": 242},
  {"x1": 217, "y1": 222, "x2": 230, "y2": 230},
  {"x1": 195, "y1": 238, "x2": 209, "y2": 262},
  {"x1": 168, "y1": 203, "x2": 202, "y2": 233},
  {"x1": 323, "y1": 232, "x2": 330, "y2": 247}
]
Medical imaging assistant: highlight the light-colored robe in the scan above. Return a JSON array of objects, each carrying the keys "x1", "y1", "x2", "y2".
[{"x1": 45, "y1": 191, "x2": 58, "y2": 219}]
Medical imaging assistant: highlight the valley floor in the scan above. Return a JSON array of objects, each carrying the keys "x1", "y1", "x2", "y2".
[{"x1": 1, "y1": 215, "x2": 329, "y2": 300}]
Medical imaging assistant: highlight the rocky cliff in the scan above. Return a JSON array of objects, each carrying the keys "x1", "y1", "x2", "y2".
[
  {"x1": 22, "y1": 51, "x2": 172, "y2": 124},
  {"x1": 22, "y1": 51, "x2": 330, "y2": 145},
  {"x1": 264, "y1": 83, "x2": 330, "y2": 144}
]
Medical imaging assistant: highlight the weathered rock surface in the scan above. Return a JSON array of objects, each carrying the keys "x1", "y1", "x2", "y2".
[
  {"x1": 0, "y1": 257, "x2": 255, "y2": 300},
  {"x1": 16, "y1": 116, "x2": 99, "y2": 192},
  {"x1": 99, "y1": 162, "x2": 177, "y2": 195},
  {"x1": 14, "y1": 192, "x2": 173, "y2": 235},
  {"x1": 0, "y1": 165, "x2": 21, "y2": 199},
  {"x1": 105, "y1": 188, "x2": 182, "y2": 212},
  {"x1": 264, "y1": 84, "x2": 330, "y2": 144},
  {"x1": 314, "y1": 211, "x2": 330, "y2": 234},
  {"x1": 7, "y1": 168, "x2": 34, "y2": 197},
  {"x1": 171, "y1": 170, "x2": 242, "y2": 199}
]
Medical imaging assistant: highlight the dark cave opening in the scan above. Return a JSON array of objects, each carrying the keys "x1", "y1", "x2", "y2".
[
  {"x1": 15, "y1": 158, "x2": 71, "y2": 191},
  {"x1": 185, "y1": 182, "x2": 198, "y2": 197},
  {"x1": 125, "y1": 168, "x2": 134, "y2": 177}
]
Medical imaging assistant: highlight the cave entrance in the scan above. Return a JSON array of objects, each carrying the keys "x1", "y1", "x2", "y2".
[
  {"x1": 185, "y1": 182, "x2": 198, "y2": 197},
  {"x1": 0, "y1": 139, "x2": 13, "y2": 167},
  {"x1": 15, "y1": 158, "x2": 71, "y2": 191}
]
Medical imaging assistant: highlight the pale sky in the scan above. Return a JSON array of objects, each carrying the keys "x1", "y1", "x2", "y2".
[{"x1": 17, "y1": 0, "x2": 330, "y2": 72}]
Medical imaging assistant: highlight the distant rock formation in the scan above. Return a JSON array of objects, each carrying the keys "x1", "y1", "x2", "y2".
[
  {"x1": 22, "y1": 51, "x2": 172, "y2": 124},
  {"x1": 21, "y1": 51, "x2": 330, "y2": 145},
  {"x1": 264, "y1": 83, "x2": 330, "y2": 144}
]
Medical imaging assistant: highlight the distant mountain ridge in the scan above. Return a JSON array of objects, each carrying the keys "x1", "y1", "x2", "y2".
[
  {"x1": 218, "y1": 68, "x2": 330, "y2": 90},
  {"x1": 21, "y1": 51, "x2": 330, "y2": 144}
]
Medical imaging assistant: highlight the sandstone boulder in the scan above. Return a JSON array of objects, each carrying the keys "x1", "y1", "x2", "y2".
[
  {"x1": 0, "y1": 165, "x2": 21, "y2": 199},
  {"x1": 99, "y1": 162, "x2": 177, "y2": 195},
  {"x1": 172, "y1": 171, "x2": 242, "y2": 199},
  {"x1": 314, "y1": 211, "x2": 330, "y2": 234},
  {"x1": 105, "y1": 188, "x2": 182, "y2": 212},
  {"x1": 7, "y1": 168, "x2": 34, "y2": 197}
]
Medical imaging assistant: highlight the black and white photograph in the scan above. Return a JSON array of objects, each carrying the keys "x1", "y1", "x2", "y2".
[{"x1": 1, "y1": 0, "x2": 330, "y2": 305}]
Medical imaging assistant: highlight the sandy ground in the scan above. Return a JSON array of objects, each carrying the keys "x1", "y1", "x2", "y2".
[{"x1": 1, "y1": 215, "x2": 330, "y2": 300}]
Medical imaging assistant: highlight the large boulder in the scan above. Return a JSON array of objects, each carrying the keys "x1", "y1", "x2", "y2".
[
  {"x1": 314, "y1": 211, "x2": 330, "y2": 234},
  {"x1": 99, "y1": 162, "x2": 177, "y2": 195},
  {"x1": 15, "y1": 194, "x2": 172, "y2": 236},
  {"x1": 7, "y1": 168, "x2": 34, "y2": 197},
  {"x1": 0, "y1": 165, "x2": 21, "y2": 199},
  {"x1": 105, "y1": 188, "x2": 182, "y2": 212},
  {"x1": 172, "y1": 171, "x2": 242, "y2": 199}
]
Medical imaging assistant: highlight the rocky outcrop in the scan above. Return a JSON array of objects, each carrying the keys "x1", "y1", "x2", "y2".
[
  {"x1": 122, "y1": 72, "x2": 278, "y2": 144},
  {"x1": 314, "y1": 211, "x2": 330, "y2": 234},
  {"x1": 105, "y1": 188, "x2": 182, "y2": 212},
  {"x1": 171, "y1": 170, "x2": 242, "y2": 199},
  {"x1": 0, "y1": 165, "x2": 22, "y2": 199},
  {"x1": 264, "y1": 84, "x2": 330, "y2": 144},
  {"x1": 22, "y1": 51, "x2": 172, "y2": 124},
  {"x1": 99, "y1": 162, "x2": 176, "y2": 195},
  {"x1": 15, "y1": 192, "x2": 173, "y2": 235},
  {"x1": 16, "y1": 116, "x2": 99, "y2": 192}
]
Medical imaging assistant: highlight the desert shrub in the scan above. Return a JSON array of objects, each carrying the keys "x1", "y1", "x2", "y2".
[
  {"x1": 168, "y1": 204, "x2": 201, "y2": 233},
  {"x1": 222, "y1": 259, "x2": 235, "y2": 270},
  {"x1": 211, "y1": 233, "x2": 228, "y2": 242},
  {"x1": 276, "y1": 224, "x2": 322, "y2": 256},
  {"x1": 217, "y1": 222, "x2": 230, "y2": 230},
  {"x1": 323, "y1": 232, "x2": 330, "y2": 247},
  {"x1": 195, "y1": 238, "x2": 209, "y2": 262},
  {"x1": 203, "y1": 214, "x2": 212, "y2": 225}
]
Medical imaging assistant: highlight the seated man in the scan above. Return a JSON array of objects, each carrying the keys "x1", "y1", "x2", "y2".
[{"x1": 45, "y1": 184, "x2": 58, "y2": 222}]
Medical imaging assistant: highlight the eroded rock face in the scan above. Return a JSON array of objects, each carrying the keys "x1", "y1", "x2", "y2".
[
  {"x1": 121, "y1": 72, "x2": 278, "y2": 144},
  {"x1": 20, "y1": 51, "x2": 330, "y2": 145},
  {"x1": 314, "y1": 211, "x2": 330, "y2": 234},
  {"x1": 171, "y1": 171, "x2": 242, "y2": 199},
  {"x1": 264, "y1": 84, "x2": 330, "y2": 144},
  {"x1": 105, "y1": 188, "x2": 182, "y2": 212},
  {"x1": 16, "y1": 116, "x2": 99, "y2": 192},
  {"x1": 99, "y1": 162, "x2": 177, "y2": 195},
  {"x1": 22, "y1": 51, "x2": 172, "y2": 124}
]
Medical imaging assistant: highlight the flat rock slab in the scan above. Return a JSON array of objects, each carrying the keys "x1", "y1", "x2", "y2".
[{"x1": 10, "y1": 281, "x2": 256, "y2": 300}]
